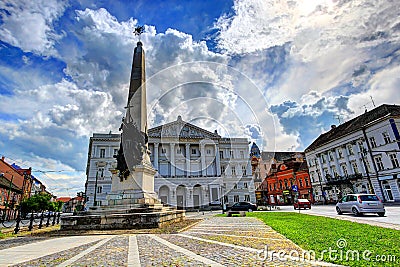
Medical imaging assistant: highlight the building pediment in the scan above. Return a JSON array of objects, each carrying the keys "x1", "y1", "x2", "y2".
[{"x1": 148, "y1": 116, "x2": 220, "y2": 139}]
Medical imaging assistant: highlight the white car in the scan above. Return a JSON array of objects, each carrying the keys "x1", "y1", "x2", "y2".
[{"x1": 336, "y1": 194, "x2": 385, "y2": 217}]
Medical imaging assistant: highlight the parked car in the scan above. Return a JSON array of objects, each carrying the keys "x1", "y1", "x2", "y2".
[
  {"x1": 293, "y1": 199, "x2": 311, "y2": 210},
  {"x1": 336, "y1": 194, "x2": 385, "y2": 217},
  {"x1": 228, "y1": 202, "x2": 257, "y2": 212}
]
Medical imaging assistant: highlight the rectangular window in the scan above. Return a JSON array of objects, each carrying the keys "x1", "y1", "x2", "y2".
[
  {"x1": 113, "y1": 149, "x2": 118, "y2": 155},
  {"x1": 369, "y1": 137, "x2": 377, "y2": 148},
  {"x1": 231, "y1": 166, "x2": 236, "y2": 176},
  {"x1": 234, "y1": 195, "x2": 239, "y2": 202},
  {"x1": 97, "y1": 186, "x2": 102, "y2": 193},
  {"x1": 358, "y1": 142, "x2": 366, "y2": 155},
  {"x1": 230, "y1": 150, "x2": 234, "y2": 158},
  {"x1": 244, "y1": 195, "x2": 250, "y2": 201},
  {"x1": 219, "y1": 151, "x2": 224, "y2": 159},
  {"x1": 207, "y1": 149, "x2": 211, "y2": 154},
  {"x1": 383, "y1": 132, "x2": 391, "y2": 144},
  {"x1": 100, "y1": 149, "x2": 105, "y2": 158},
  {"x1": 321, "y1": 155, "x2": 326, "y2": 163},
  {"x1": 329, "y1": 152, "x2": 334, "y2": 161},
  {"x1": 347, "y1": 145, "x2": 354, "y2": 155},
  {"x1": 342, "y1": 165, "x2": 348, "y2": 176},
  {"x1": 191, "y1": 149, "x2": 196, "y2": 154},
  {"x1": 233, "y1": 183, "x2": 238, "y2": 189},
  {"x1": 338, "y1": 148, "x2": 343, "y2": 158},
  {"x1": 242, "y1": 166, "x2": 247, "y2": 176},
  {"x1": 351, "y1": 162, "x2": 359, "y2": 174},
  {"x1": 305, "y1": 178, "x2": 309, "y2": 187},
  {"x1": 244, "y1": 182, "x2": 248, "y2": 188},
  {"x1": 177, "y1": 148, "x2": 182, "y2": 154},
  {"x1": 389, "y1": 154, "x2": 399, "y2": 168},
  {"x1": 375, "y1": 156, "x2": 384, "y2": 171},
  {"x1": 240, "y1": 151, "x2": 244, "y2": 159},
  {"x1": 161, "y1": 148, "x2": 167, "y2": 154},
  {"x1": 331, "y1": 166, "x2": 338, "y2": 177},
  {"x1": 221, "y1": 165, "x2": 225, "y2": 174}
]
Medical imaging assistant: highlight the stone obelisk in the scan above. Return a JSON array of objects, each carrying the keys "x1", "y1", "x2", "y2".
[{"x1": 108, "y1": 32, "x2": 159, "y2": 207}]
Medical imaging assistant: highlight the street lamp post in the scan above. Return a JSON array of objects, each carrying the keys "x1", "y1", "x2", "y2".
[{"x1": 93, "y1": 171, "x2": 99, "y2": 207}]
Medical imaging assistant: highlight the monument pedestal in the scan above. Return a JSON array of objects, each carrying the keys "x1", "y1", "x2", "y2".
[
  {"x1": 61, "y1": 162, "x2": 185, "y2": 230},
  {"x1": 108, "y1": 162, "x2": 159, "y2": 207}
]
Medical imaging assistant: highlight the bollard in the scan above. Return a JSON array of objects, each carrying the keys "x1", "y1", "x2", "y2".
[
  {"x1": 28, "y1": 212, "x2": 34, "y2": 231},
  {"x1": 39, "y1": 212, "x2": 44, "y2": 229},
  {"x1": 14, "y1": 211, "x2": 21, "y2": 234},
  {"x1": 52, "y1": 212, "x2": 56, "y2": 226},
  {"x1": 56, "y1": 212, "x2": 60, "y2": 224},
  {"x1": 46, "y1": 212, "x2": 51, "y2": 227}
]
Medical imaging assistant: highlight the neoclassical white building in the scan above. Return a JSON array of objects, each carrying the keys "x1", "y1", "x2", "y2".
[
  {"x1": 305, "y1": 104, "x2": 400, "y2": 203},
  {"x1": 85, "y1": 116, "x2": 256, "y2": 209}
]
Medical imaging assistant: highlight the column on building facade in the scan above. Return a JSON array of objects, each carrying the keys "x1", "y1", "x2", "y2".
[
  {"x1": 352, "y1": 142, "x2": 366, "y2": 175},
  {"x1": 170, "y1": 143, "x2": 175, "y2": 177},
  {"x1": 200, "y1": 143, "x2": 206, "y2": 176},
  {"x1": 185, "y1": 143, "x2": 190, "y2": 177},
  {"x1": 332, "y1": 148, "x2": 343, "y2": 176},
  {"x1": 154, "y1": 143, "x2": 159, "y2": 171},
  {"x1": 342, "y1": 144, "x2": 352, "y2": 175},
  {"x1": 215, "y1": 144, "x2": 221, "y2": 176}
]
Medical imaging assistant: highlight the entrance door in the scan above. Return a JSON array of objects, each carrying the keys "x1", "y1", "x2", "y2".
[
  {"x1": 193, "y1": 195, "x2": 200, "y2": 209},
  {"x1": 383, "y1": 182, "x2": 394, "y2": 201},
  {"x1": 177, "y1": 195, "x2": 184, "y2": 209}
]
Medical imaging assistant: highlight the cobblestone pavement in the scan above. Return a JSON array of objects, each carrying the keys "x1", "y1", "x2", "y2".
[{"x1": 0, "y1": 217, "x2": 340, "y2": 267}]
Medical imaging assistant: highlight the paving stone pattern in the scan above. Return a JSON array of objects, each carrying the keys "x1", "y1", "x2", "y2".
[
  {"x1": 11, "y1": 240, "x2": 101, "y2": 267},
  {"x1": 1, "y1": 217, "x2": 334, "y2": 266}
]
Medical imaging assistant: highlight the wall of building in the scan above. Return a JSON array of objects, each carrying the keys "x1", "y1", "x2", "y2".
[{"x1": 85, "y1": 121, "x2": 256, "y2": 209}]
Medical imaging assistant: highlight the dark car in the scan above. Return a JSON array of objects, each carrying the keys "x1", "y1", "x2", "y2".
[
  {"x1": 228, "y1": 202, "x2": 257, "y2": 212},
  {"x1": 293, "y1": 199, "x2": 311, "y2": 210}
]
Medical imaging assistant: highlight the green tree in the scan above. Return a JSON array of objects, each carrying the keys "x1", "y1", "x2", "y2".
[{"x1": 19, "y1": 193, "x2": 52, "y2": 213}]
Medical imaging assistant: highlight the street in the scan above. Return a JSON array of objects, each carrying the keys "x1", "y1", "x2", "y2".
[{"x1": 263, "y1": 204, "x2": 400, "y2": 230}]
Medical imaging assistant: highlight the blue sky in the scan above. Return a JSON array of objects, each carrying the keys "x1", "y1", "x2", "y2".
[{"x1": 0, "y1": 0, "x2": 399, "y2": 197}]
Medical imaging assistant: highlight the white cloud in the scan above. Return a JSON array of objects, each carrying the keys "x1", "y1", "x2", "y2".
[
  {"x1": 215, "y1": 0, "x2": 400, "y2": 57},
  {"x1": 0, "y1": 0, "x2": 67, "y2": 55}
]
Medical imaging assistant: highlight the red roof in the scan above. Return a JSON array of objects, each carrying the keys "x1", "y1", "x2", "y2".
[{"x1": 57, "y1": 197, "x2": 72, "y2": 203}]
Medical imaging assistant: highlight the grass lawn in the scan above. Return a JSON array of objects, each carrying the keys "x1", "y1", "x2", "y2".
[{"x1": 247, "y1": 212, "x2": 399, "y2": 267}]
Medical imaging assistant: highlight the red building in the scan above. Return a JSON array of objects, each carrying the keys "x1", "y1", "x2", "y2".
[
  {"x1": 0, "y1": 157, "x2": 25, "y2": 209},
  {"x1": 261, "y1": 156, "x2": 314, "y2": 205}
]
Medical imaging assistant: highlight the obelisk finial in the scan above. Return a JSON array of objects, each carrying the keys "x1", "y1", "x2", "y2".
[{"x1": 133, "y1": 25, "x2": 145, "y2": 42}]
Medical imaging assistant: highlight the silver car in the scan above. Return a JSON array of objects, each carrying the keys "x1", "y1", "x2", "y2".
[{"x1": 336, "y1": 194, "x2": 385, "y2": 217}]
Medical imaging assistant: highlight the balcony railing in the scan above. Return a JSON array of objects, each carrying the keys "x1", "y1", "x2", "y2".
[{"x1": 325, "y1": 173, "x2": 363, "y2": 185}]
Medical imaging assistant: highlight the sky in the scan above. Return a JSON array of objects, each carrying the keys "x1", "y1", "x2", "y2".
[{"x1": 0, "y1": 0, "x2": 399, "y2": 197}]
